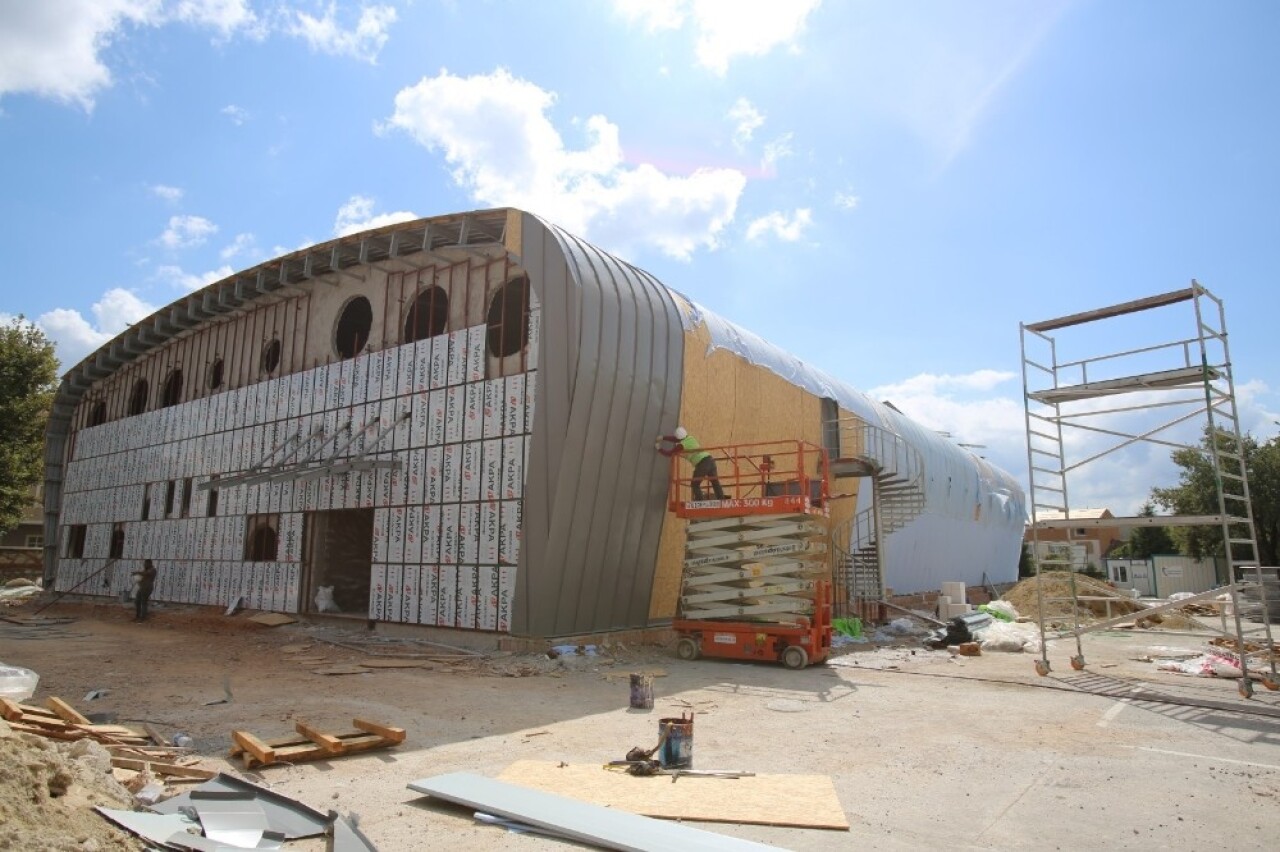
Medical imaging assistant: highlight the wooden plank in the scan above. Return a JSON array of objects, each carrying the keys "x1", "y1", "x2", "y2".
[
  {"x1": 45, "y1": 697, "x2": 92, "y2": 725},
  {"x1": 496, "y1": 760, "x2": 848, "y2": 831},
  {"x1": 231, "y1": 729, "x2": 276, "y2": 766},
  {"x1": 1, "y1": 698, "x2": 37, "y2": 722},
  {"x1": 110, "y1": 758, "x2": 215, "y2": 780},
  {"x1": 352, "y1": 718, "x2": 406, "y2": 743},
  {"x1": 295, "y1": 721, "x2": 343, "y2": 753},
  {"x1": 408, "y1": 771, "x2": 784, "y2": 851}
]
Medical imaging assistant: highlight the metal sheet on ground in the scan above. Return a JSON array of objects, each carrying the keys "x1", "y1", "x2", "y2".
[
  {"x1": 407, "y1": 771, "x2": 783, "y2": 851},
  {"x1": 496, "y1": 760, "x2": 849, "y2": 830}
]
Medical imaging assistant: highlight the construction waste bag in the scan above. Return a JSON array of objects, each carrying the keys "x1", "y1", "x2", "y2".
[
  {"x1": 0, "y1": 662, "x2": 39, "y2": 700},
  {"x1": 978, "y1": 622, "x2": 1042, "y2": 654}
]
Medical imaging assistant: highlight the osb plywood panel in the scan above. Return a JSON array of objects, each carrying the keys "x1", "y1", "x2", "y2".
[
  {"x1": 497, "y1": 760, "x2": 849, "y2": 830},
  {"x1": 650, "y1": 324, "x2": 855, "y2": 620}
]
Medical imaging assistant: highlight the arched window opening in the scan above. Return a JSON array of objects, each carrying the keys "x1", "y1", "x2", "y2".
[
  {"x1": 244, "y1": 514, "x2": 279, "y2": 561},
  {"x1": 403, "y1": 286, "x2": 449, "y2": 343},
  {"x1": 207, "y1": 357, "x2": 224, "y2": 390},
  {"x1": 261, "y1": 339, "x2": 282, "y2": 375},
  {"x1": 161, "y1": 369, "x2": 183, "y2": 407},
  {"x1": 335, "y1": 296, "x2": 373, "y2": 359},
  {"x1": 485, "y1": 274, "x2": 531, "y2": 359},
  {"x1": 87, "y1": 400, "x2": 107, "y2": 427},
  {"x1": 128, "y1": 379, "x2": 149, "y2": 416}
]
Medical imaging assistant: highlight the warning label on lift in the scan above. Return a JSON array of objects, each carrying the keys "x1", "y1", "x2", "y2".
[{"x1": 713, "y1": 633, "x2": 737, "y2": 645}]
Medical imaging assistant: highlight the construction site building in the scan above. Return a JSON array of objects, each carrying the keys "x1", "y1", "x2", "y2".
[{"x1": 42, "y1": 208, "x2": 1026, "y2": 640}]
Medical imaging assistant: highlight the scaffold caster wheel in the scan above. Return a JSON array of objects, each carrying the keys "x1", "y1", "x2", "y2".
[
  {"x1": 1262, "y1": 677, "x2": 1279, "y2": 692},
  {"x1": 676, "y1": 637, "x2": 700, "y2": 661},
  {"x1": 1034, "y1": 659, "x2": 1051, "y2": 677},
  {"x1": 1239, "y1": 680, "x2": 1255, "y2": 699},
  {"x1": 782, "y1": 646, "x2": 809, "y2": 670},
  {"x1": 1070, "y1": 655, "x2": 1086, "y2": 671}
]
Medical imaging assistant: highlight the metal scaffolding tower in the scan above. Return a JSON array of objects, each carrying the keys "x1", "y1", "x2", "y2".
[{"x1": 1019, "y1": 282, "x2": 1276, "y2": 697}]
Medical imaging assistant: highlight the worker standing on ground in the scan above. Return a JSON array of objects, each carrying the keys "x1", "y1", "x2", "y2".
[
  {"x1": 133, "y1": 559, "x2": 157, "y2": 622},
  {"x1": 656, "y1": 427, "x2": 726, "y2": 501}
]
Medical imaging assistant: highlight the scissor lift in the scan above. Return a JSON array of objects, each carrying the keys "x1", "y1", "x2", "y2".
[{"x1": 668, "y1": 441, "x2": 833, "y2": 669}]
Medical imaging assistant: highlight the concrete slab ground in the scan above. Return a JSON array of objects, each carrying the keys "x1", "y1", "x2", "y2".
[{"x1": 2, "y1": 601, "x2": 1277, "y2": 850}]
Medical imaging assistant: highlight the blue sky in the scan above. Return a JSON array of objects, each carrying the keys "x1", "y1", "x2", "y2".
[{"x1": 2, "y1": 0, "x2": 1278, "y2": 517}]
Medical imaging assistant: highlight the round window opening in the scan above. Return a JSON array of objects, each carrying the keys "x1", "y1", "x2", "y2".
[
  {"x1": 261, "y1": 339, "x2": 282, "y2": 374},
  {"x1": 335, "y1": 296, "x2": 373, "y2": 359},
  {"x1": 88, "y1": 400, "x2": 107, "y2": 427},
  {"x1": 128, "y1": 379, "x2": 149, "y2": 416},
  {"x1": 161, "y1": 369, "x2": 183, "y2": 407},
  {"x1": 403, "y1": 286, "x2": 449, "y2": 344},
  {"x1": 207, "y1": 357, "x2": 224, "y2": 390},
  {"x1": 485, "y1": 275, "x2": 531, "y2": 359}
]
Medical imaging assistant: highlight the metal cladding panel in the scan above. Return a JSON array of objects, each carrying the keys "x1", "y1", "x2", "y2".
[{"x1": 513, "y1": 214, "x2": 684, "y2": 637}]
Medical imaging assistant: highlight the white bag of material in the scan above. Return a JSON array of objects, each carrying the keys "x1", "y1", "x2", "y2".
[
  {"x1": 0, "y1": 662, "x2": 39, "y2": 700},
  {"x1": 885, "y1": 617, "x2": 927, "y2": 636},
  {"x1": 978, "y1": 621, "x2": 1042, "y2": 654}
]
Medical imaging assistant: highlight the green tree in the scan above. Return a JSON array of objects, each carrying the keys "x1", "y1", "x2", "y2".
[
  {"x1": 1111, "y1": 501, "x2": 1176, "y2": 559},
  {"x1": 0, "y1": 317, "x2": 58, "y2": 536},
  {"x1": 1151, "y1": 427, "x2": 1280, "y2": 567}
]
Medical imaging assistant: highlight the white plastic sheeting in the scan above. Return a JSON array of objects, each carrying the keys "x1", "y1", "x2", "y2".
[{"x1": 670, "y1": 291, "x2": 1026, "y2": 592}]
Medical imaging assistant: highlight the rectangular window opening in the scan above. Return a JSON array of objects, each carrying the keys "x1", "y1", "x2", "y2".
[
  {"x1": 181, "y1": 477, "x2": 193, "y2": 518},
  {"x1": 65, "y1": 524, "x2": 87, "y2": 559},
  {"x1": 165, "y1": 480, "x2": 176, "y2": 517}
]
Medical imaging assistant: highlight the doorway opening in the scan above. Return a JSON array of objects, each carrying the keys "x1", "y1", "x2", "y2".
[{"x1": 302, "y1": 508, "x2": 373, "y2": 617}]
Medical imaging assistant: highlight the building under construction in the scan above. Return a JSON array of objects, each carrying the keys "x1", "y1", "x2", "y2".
[{"x1": 42, "y1": 208, "x2": 1026, "y2": 640}]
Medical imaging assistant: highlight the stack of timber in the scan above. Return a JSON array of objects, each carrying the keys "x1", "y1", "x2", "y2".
[
  {"x1": 230, "y1": 717, "x2": 405, "y2": 768},
  {"x1": 680, "y1": 513, "x2": 828, "y2": 622},
  {"x1": 1, "y1": 696, "x2": 214, "y2": 781}
]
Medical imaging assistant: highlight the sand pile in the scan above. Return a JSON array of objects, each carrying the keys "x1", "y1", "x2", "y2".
[
  {"x1": 0, "y1": 725, "x2": 141, "y2": 850},
  {"x1": 1004, "y1": 572, "x2": 1145, "y2": 625}
]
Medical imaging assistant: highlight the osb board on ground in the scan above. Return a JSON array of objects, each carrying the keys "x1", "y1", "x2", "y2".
[{"x1": 497, "y1": 759, "x2": 849, "y2": 830}]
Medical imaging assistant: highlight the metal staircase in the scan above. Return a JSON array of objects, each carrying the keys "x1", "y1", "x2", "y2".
[{"x1": 828, "y1": 416, "x2": 926, "y2": 620}]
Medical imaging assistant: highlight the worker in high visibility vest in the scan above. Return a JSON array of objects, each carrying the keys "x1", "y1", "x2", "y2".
[{"x1": 656, "y1": 427, "x2": 726, "y2": 501}]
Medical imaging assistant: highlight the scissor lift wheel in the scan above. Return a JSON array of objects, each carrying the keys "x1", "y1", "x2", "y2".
[
  {"x1": 1034, "y1": 659, "x2": 1051, "y2": 676},
  {"x1": 676, "y1": 637, "x2": 700, "y2": 661},
  {"x1": 1070, "y1": 655, "x2": 1086, "y2": 671},
  {"x1": 782, "y1": 645, "x2": 808, "y2": 670}
]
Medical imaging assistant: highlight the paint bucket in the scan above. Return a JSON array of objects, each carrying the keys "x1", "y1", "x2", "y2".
[
  {"x1": 629, "y1": 673, "x2": 654, "y2": 710},
  {"x1": 657, "y1": 712, "x2": 694, "y2": 769}
]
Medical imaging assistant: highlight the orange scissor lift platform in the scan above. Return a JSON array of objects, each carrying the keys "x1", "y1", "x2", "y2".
[{"x1": 668, "y1": 441, "x2": 833, "y2": 669}]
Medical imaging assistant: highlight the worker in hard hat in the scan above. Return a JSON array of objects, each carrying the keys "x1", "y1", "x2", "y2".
[{"x1": 656, "y1": 427, "x2": 726, "y2": 501}]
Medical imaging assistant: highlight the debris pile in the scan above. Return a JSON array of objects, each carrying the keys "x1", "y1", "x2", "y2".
[
  {"x1": 1003, "y1": 572, "x2": 1146, "y2": 625},
  {"x1": 0, "y1": 724, "x2": 140, "y2": 850}
]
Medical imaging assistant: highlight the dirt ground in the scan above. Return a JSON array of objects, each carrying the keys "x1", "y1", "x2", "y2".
[{"x1": 3, "y1": 595, "x2": 1279, "y2": 851}]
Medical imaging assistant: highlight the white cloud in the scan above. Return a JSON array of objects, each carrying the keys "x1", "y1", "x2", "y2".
[
  {"x1": 333, "y1": 195, "x2": 418, "y2": 237},
  {"x1": 149, "y1": 183, "x2": 184, "y2": 203},
  {"x1": 218, "y1": 232, "x2": 255, "y2": 260},
  {"x1": 833, "y1": 191, "x2": 859, "y2": 210},
  {"x1": 171, "y1": 0, "x2": 260, "y2": 39},
  {"x1": 0, "y1": 0, "x2": 162, "y2": 110},
  {"x1": 221, "y1": 103, "x2": 249, "y2": 124},
  {"x1": 286, "y1": 3, "x2": 397, "y2": 64},
  {"x1": 745, "y1": 208, "x2": 811, "y2": 242},
  {"x1": 727, "y1": 97, "x2": 764, "y2": 149},
  {"x1": 35, "y1": 287, "x2": 156, "y2": 367},
  {"x1": 159, "y1": 214, "x2": 218, "y2": 249},
  {"x1": 760, "y1": 132, "x2": 793, "y2": 174},
  {"x1": 0, "y1": 0, "x2": 337, "y2": 111},
  {"x1": 616, "y1": 0, "x2": 822, "y2": 75},
  {"x1": 382, "y1": 68, "x2": 746, "y2": 261},
  {"x1": 155, "y1": 263, "x2": 233, "y2": 291}
]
